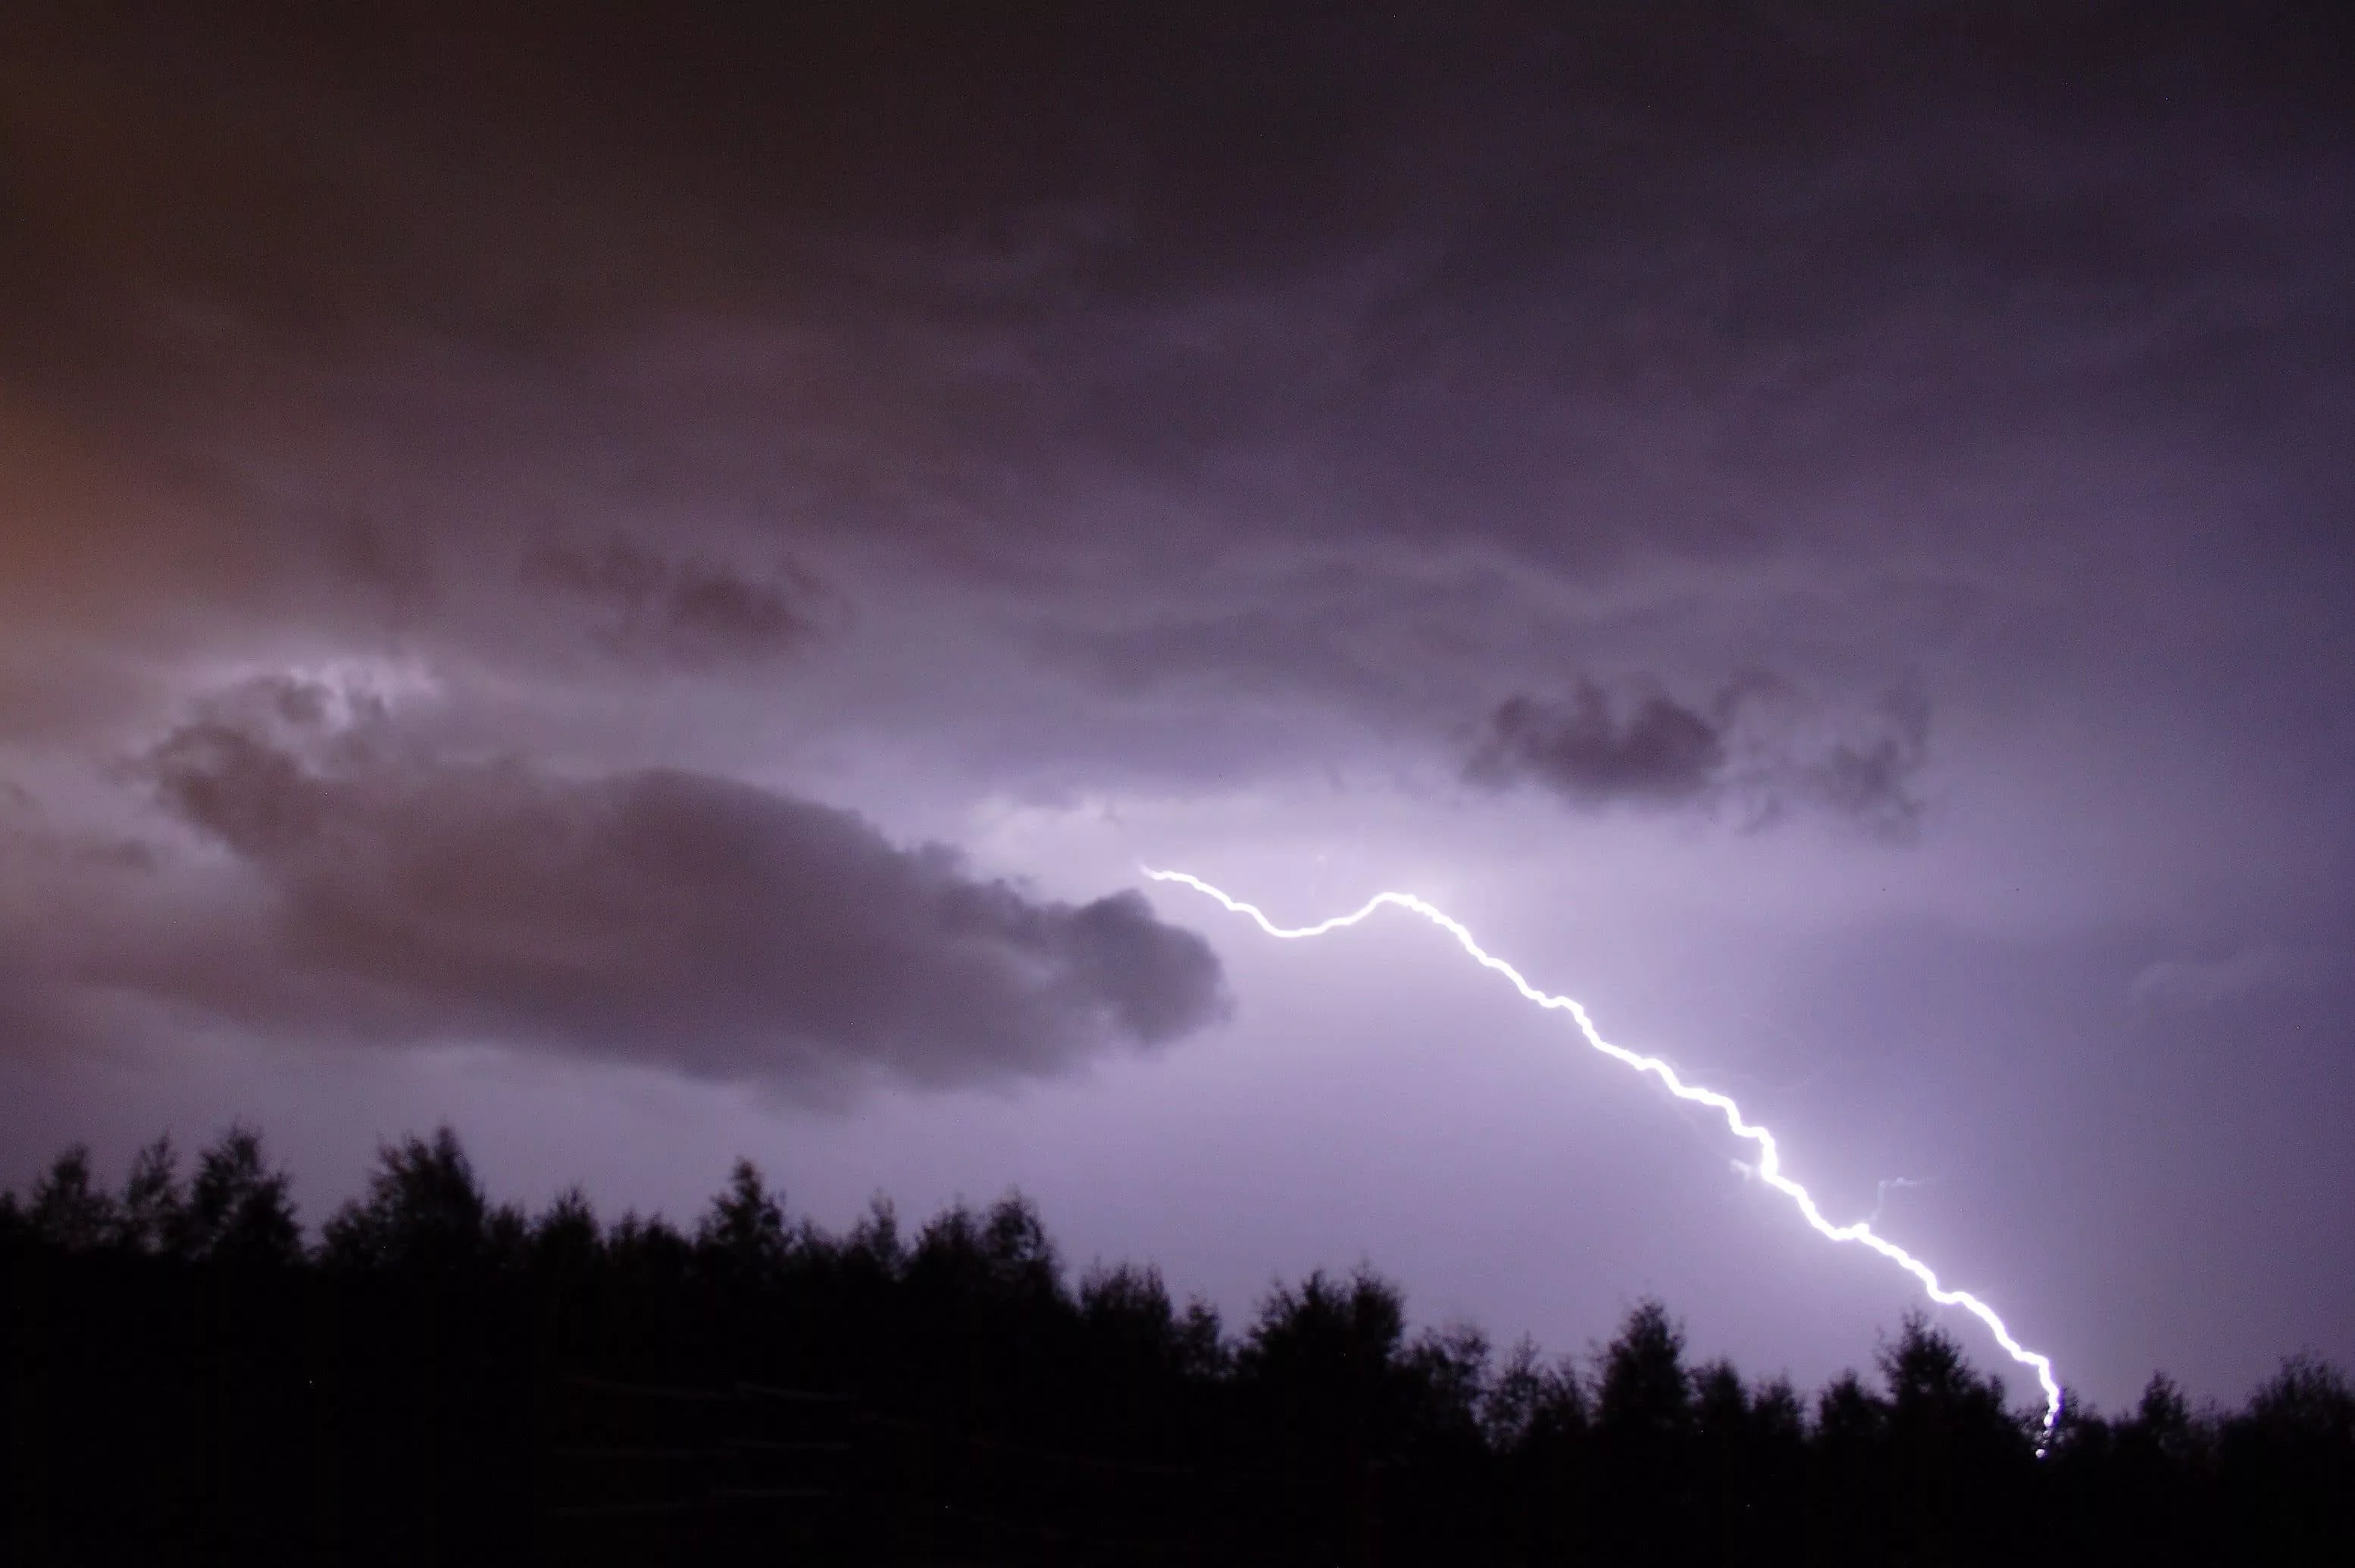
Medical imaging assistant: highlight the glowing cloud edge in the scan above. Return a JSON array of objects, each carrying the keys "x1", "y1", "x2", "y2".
[{"x1": 1143, "y1": 866, "x2": 2063, "y2": 1439}]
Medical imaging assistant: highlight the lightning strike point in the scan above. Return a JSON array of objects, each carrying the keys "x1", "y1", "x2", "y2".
[{"x1": 1143, "y1": 864, "x2": 2063, "y2": 1443}]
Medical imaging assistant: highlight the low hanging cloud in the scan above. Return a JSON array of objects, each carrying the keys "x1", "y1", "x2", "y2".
[
  {"x1": 93, "y1": 706, "x2": 1225, "y2": 1099},
  {"x1": 1467, "y1": 676, "x2": 1931, "y2": 839}
]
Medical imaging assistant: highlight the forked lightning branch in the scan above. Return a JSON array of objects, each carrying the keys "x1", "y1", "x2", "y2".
[{"x1": 1144, "y1": 867, "x2": 2064, "y2": 1439}]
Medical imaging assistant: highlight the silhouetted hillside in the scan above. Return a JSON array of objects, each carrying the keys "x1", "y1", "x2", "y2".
[{"x1": 3, "y1": 1126, "x2": 2348, "y2": 1564}]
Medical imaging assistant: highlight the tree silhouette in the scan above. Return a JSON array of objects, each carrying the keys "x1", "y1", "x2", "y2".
[
  {"x1": 1597, "y1": 1298, "x2": 1693, "y2": 1448},
  {"x1": 1400, "y1": 1320, "x2": 1490, "y2": 1446},
  {"x1": 532, "y1": 1184, "x2": 603, "y2": 1275},
  {"x1": 182, "y1": 1125, "x2": 302, "y2": 1265},
  {"x1": 1240, "y1": 1267, "x2": 1409, "y2": 1435},
  {"x1": 1877, "y1": 1312, "x2": 2032, "y2": 1560},
  {"x1": 1081, "y1": 1260, "x2": 1226, "y2": 1382},
  {"x1": 114, "y1": 1135, "x2": 185, "y2": 1254},
  {"x1": 7, "y1": 1120, "x2": 2355, "y2": 1565},
  {"x1": 843, "y1": 1193, "x2": 905, "y2": 1277},
  {"x1": 1235, "y1": 1266, "x2": 1412, "y2": 1557},
  {"x1": 2228, "y1": 1353, "x2": 2355, "y2": 1560},
  {"x1": 1691, "y1": 1354, "x2": 1800, "y2": 1555},
  {"x1": 28, "y1": 1144, "x2": 117, "y2": 1249},
  {"x1": 695, "y1": 1157, "x2": 790, "y2": 1277},
  {"x1": 2066, "y1": 1371, "x2": 2215, "y2": 1565},
  {"x1": 1481, "y1": 1333, "x2": 1593, "y2": 1563},
  {"x1": 321, "y1": 1125, "x2": 486, "y2": 1273},
  {"x1": 906, "y1": 1190, "x2": 1065, "y2": 1308},
  {"x1": 2249, "y1": 1353, "x2": 2355, "y2": 1445},
  {"x1": 1591, "y1": 1298, "x2": 1697, "y2": 1557},
  {"x1": 1816, "y1": 1367, "x2": 1887, "y2": 1444},
  {"x1": 605, "y1": 1207, "x2": 693, "y2": 1291}
]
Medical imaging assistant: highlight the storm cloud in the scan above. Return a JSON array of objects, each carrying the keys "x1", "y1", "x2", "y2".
[
  {"x1": 1468, "y1": 677, "x2": 1930, "y2": 836},
  {"x1": 54, "y1": 702, "x2": 1228, "y2": 1098},
  {"x1": 3, "y1": 3, "x2": 2348, "y2": 770},
  {"x1": 1472, "y1": 685, "x2": 1728, "y2": 805},
  {"x1": 521, "y1": 539, "x2": 839, "y2": 671}
]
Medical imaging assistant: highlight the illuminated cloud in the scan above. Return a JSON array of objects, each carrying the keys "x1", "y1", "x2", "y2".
[{"x1": 0, "y1": 698, "x2": 1229, "y2": 1099}]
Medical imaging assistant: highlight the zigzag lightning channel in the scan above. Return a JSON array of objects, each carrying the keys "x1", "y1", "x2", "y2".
[{"x1": 1143, "y1": 867, "x2": 2063, "y2": 1438}]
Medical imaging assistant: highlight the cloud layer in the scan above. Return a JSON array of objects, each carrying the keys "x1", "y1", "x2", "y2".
[{"x1": 1, "y1": 691, "x2": 1228, "y2": 1098}]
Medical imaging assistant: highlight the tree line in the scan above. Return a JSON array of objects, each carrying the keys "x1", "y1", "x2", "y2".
[{"x1": 4, "y1": 1123, "x2": 2348, "y2": 1564}]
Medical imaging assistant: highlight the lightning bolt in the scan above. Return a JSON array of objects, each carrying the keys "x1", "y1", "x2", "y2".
[{"x1": 1144, "y1": 867, "x2": 2063, "y2": 1440}]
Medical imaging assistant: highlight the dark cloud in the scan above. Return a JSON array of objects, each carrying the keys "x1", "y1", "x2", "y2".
[
  {"x1": 1468, "y1": 676, "x2": 1931, "y2": 837},
  {"x1": 67, "y1": 703, "x2": 1229, "y2": 1098},
  {"x1": 8, "y1": 5, "x2": 2350, "y2": 564},
  {"x1": 0, "y1": 3, "x2": 2342, "y2": 847},
  {"x1": 1801, "y1": 686, "x2": 1931, "y2": 842},
  {"x1": 521, "y1": 538, "x2": 838, "y2": 670},
  {"x1": 1, "y1": 2, "x2": 2348, "y2": 758},
  {"x1": 1471, "y1": 684, "x2": 1728, "y2": 805}
]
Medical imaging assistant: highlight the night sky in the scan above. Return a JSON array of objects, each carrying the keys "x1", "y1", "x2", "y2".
[{"x1": 5, "y1": 3, "x2": 2353, "y2": 1415}]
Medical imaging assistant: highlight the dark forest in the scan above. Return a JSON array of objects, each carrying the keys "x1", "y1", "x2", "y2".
[{"x1": 5, "y1": 1124, "x2": 2349, "y2": 1565}]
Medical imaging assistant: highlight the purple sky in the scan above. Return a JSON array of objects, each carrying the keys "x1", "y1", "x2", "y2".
[{"x1": 4, "y1": 2, "x2": 2352, "y2": 1413}]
